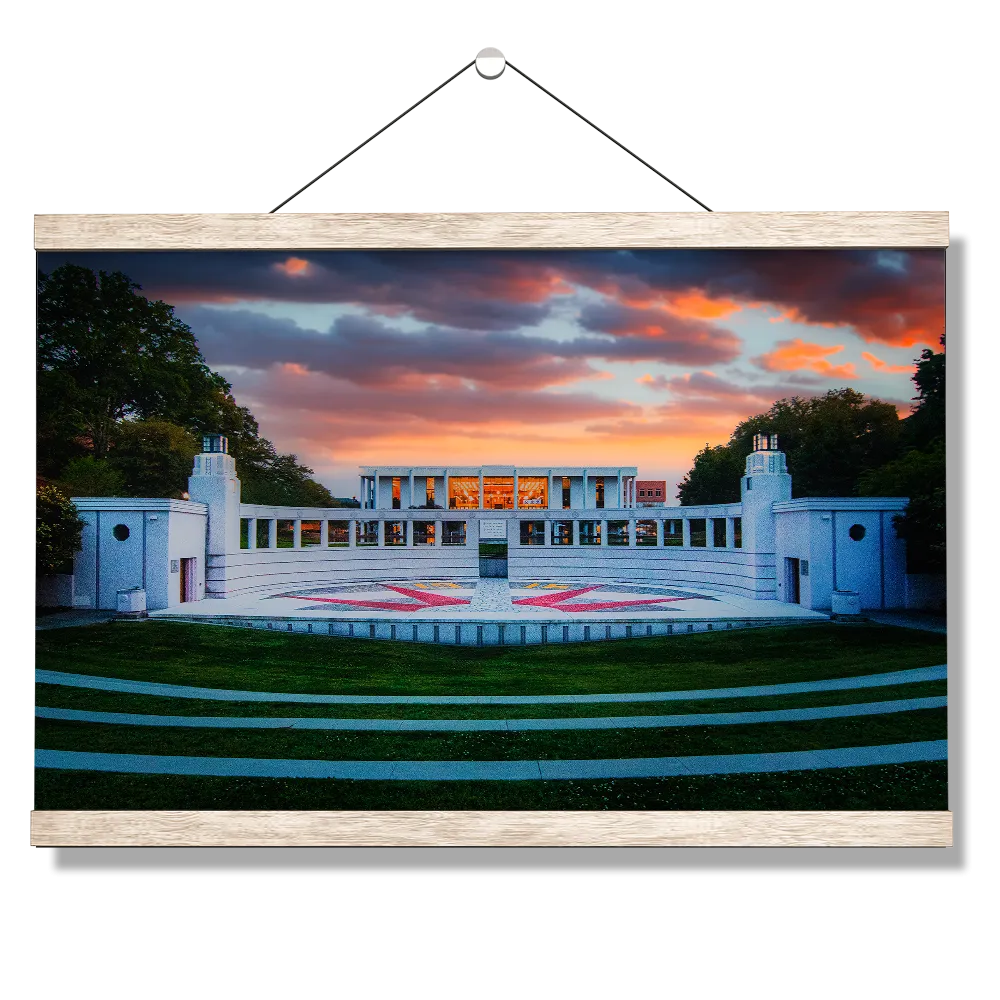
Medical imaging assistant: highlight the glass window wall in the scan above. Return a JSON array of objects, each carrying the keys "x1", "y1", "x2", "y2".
[
  {"x1": 517, "y1": 476, "x2": 548, "y2": 509},
  {"x1": 520, "y1": 520, "x2": 546, "y2": 545},
  {"x1": 448, "y1": 477, "x2": 480, "y2": 510},
  {"x1": 551, "y1": 520, "x2": 573, "y2": 545},
  {"x1": 578, "y1": 520, "x2": 601, "y2": 545},
  {"x1": 414, "y1": 521, "x2": 436, "y2": 545},
  {"x1": 483, "y1": 476, "x2": 514, "y2": 510}
]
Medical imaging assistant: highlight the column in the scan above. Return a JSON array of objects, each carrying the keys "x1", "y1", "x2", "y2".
[
  {"x1": 406, "y1": 515, "x2": 413, "y2": 546},
  {"x1": 571, "y1": 519, "x2": 578, "y2": 545},
  {"x1": 726, "y1": 517, "x2": 736, "y2": 549},
  {"x1": 293, "y1": 519, "x2": 302, "y2": 548},
  {"x1": 513, "y1": 469, "x2": 519, "y2": 510},
  {"x1": 599, "y1": 517, "x2": 607, "y2": 545},
  {"x1": 618, "y1": 473, "x2": 624, "y2": 509},
  {"x1": 348, "y1": 519, "x2": 356, "y2": 548},
  {"x1": 247, "y1": 517, "x2": 257, "y2": 549},
  {"x1": 443, "y1": 470, "x2": 449, "y2": 512},
  {"x1": 478, "y1": 470, "x2": 484, "y2": 510},
  {"x1": 434, "y1": 519, "x2": 442, "y2": 546},
  {"x1": 379, "y1": 520, "x2": 386, "y2": 546},
  {"x1": 656, "y1": 518, "x2": 663, "y2": 546},
  {"x1": 706, "y1": 517, "x2": 716, "y2": 548},
  {"x1": 582, "y1": 470, "x2": 589, "y2": 509},
  {"x1": 267, "y1": 519, "x2": 277, "y2": 549},
  {"x1": 628, "y1": 518, "x2": 637, "y2": 546},
  {"x1": 409, "y1": 470, "x2": 415, "y2": 510},
  {"x1": 372, "y1": 471, "x2": 379, "y2": 510},
  {"x1": 320, "y1": 520, "x2": 329, "y2": 547},
  {"x1": 549, "y1": 471, "x2": 557, "y2": 510},
  {"x1": 682, "y1": 518, "x2": 692, "y2": 548},
  {"x1": 543, "y1": 513, "x2": 551, "y2": 546}
]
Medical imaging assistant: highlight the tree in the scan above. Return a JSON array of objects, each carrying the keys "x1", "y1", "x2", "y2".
[
  {"x1": 240, "y1": 452, "x2": 339, "y2": 507},
  {"x1": 862, "y1": 338, "x2": 947, "y2": 572},
  {"x1": 109, "y1": 420, "x2": 200, "y2": 498},
  {"x1": 58, "y1": 457, "x2": 126, "y2": 497},
  {"x1": 676, "y1": 444, "x2": 745, "y2": 505},
  {"x1": 37, "y1": 264, "x2": 228, "y2": 470},
  {"x1": 904, "y1": 334, "x2": 946, "y2": 450},
  {"x1": 36, "y1": 485, "x2": 85, "y2": 576},
  {"x1": 677, "y1": 389, "x2": 902, "y2": 503},
  {"x1": 857, "y1": 444, "x2": 946, "y2": 572},
  {"x1": 37, "y1": 264, "x2": 339, "y2": 505}
]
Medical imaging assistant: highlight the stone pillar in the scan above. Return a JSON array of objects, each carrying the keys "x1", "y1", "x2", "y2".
[
  {"x1": 682, "y1": 518, "x2": 692, "y2": 548},
  {"x1": 582, "y1": 470, "x2": 589, "y2": 509},
  {"x1": 293, "y1": 519, "x2": 302, "y2": 548},
  {"x1": 406, "y1": 516, "x2": 413, "y2": 546},
  {"x1": 320, "y1": 520, "x2": 329, "y2": 547},
  {"x1": 543, "y1": 514, "x2": 551, "y2": 545},
  {"x1": 434, "y1": 519, "x2": 442, "y2": 545},
  {"x1": 478, "y1": 471, "x2": 484, "y2": 510},
  {"x1": 600, "y1": 517, "x2": 607, "y2": 546},
  {"x1": 348, "y1": 519, "x2": 356, "y2": 548},
  {"x1": 188, "y1": 445, "x2": 241, "y2": 556},
  {"x1": 443, "y1": 470, "x2": 449, "y2": 512},
  {"x1": 726, "y1": 517, "x2": 736, "y2": 548},
  {"x1": 571, "y1": 519, "x2": 578, "y2": 545},
  {"x1": 409, "y1": 471, "x2": 415, "y2": 510},
  {"x1": 628, "y1": 518, "x2": 637, "y2": 546},
  {"x1": 513, "y1": 470, "x2": 519, "y2": 510},
  {"x1": 268, "y1": 519, "x2": 277, "y2": 549},
  {"x1": 247, "y1": 517, "x2": 257, "y2": 549}
]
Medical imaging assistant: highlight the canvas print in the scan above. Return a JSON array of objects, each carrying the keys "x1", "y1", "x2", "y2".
[{"x1": 35, "y1": 247, "x2": 947, "y2": 812}]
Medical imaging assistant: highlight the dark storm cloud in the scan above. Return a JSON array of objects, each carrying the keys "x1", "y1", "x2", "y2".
[{"x1": 38, "y1": 247, "x2": 944, "y2": 348}]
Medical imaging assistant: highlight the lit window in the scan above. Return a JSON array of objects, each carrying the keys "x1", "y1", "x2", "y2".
[
  {"x1": 578, "y1": 520, "x2": 601, "y2": 545},
  {"x1": 552, "y1": 521, "x2": 573, "y2": 545},
  {"x1": 385, "y1": 521, "x2": 407, "y2": 545},
  {"x1": 483, "y1": 476, "x2": 514, "y2": 510},
  {"x1": 414, "y1": 521, "x2": 435, "y2": 545},
  {"x1": 426, "y1": 476, "x2": 435, "y2": 506},
  {"x1": 595, "y1": 477, "x2": 605, "y2": 509},
  {"x1": 391, "y1": 477, "x2": 401, "y2": 510},
  {"x1": 448, "y1": 476, "x2": 480, "y2": 510},
  {"x1": 517, "y1": 476, "x2": 549, "y2": 509}
]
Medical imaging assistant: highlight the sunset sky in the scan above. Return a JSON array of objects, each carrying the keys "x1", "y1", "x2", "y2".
[{"x1": 38, "y1": 249, "x2": 945, "y2": 501}]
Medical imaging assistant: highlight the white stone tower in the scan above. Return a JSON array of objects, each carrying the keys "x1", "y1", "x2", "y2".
[
  {"x1": 188, "y1": 434, "x2": 241, "y2": 558},
  {"x1": 740, "y1": 432, "x2": 792, "y2": 553}
]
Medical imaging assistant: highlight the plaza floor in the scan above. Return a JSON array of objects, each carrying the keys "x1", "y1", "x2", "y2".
[{"x1": 154, "y1": 576, "x2": 827, "y2": 637}]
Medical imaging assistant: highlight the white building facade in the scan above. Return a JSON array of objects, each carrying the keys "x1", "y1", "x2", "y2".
[{"x1": 69, "y1": 434, "x2": 914, "y2": 614}]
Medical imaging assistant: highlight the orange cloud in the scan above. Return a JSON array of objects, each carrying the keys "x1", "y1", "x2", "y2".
[
  {"x1": 752, "y1": 338, "x2": 857, "y2": 379},
  {"x1": 274, "y1": 257, "x2": 311, "y2": 277},
  {"x1": 665, "y1": 292, "x2": 743, "y2": 320},
  {"x1": 862, "y1": 351, "x2": 915, "y2": 374}
]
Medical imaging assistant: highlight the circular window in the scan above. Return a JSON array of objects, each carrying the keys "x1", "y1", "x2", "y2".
[
  {"x1": 848, "y1": 524, "x2": 866, "y2": 542},
  {"x1": 112, "y1": 524, "x2": 131, "y2": 541}
]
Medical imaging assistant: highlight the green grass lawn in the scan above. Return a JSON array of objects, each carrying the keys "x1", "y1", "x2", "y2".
[
  {"x1": 34, "y1": 620, "x2": 949, "y2": 810},
  {"x1": 36, "y1": 620, "x2": 947, "y2": 696},
  {"x1": 34, "y1": 678, "x2": 947, "y2": 720},
  {"x1": 34, "y1": 762, "x2": 948, "y2": 811},
  {"x1": 35, "y1": 708, "x2": 946, "y2": 762}
]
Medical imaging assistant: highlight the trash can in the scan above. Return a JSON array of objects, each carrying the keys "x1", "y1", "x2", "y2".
[
  {"x1": 117, "y1": 587, "x2": 147, "y2": 615},
  {"x1": 831, "y1": 590, "x2": 861, "y2": 617}
]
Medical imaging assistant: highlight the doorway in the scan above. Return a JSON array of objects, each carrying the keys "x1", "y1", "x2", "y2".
[
  {"x1": 479, "y1": 541, "x2": 508, "y2": 578},
  {"x1": 785, "y1": 557, "x2": 801, "y2": 604},
  {"x1": 179, "y1": 558, "x2": 197, "y2": 603}
]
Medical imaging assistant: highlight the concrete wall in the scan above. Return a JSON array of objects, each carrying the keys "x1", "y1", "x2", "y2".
[
  {"x1": 71, "y1": 499, "x2": 207, "y2": 611},
  {"x1": 208, "y1": 546, "x2": 479, "y2": 597},
  {"x1": 210, "y1": 505, "x2": 767, "y2": 599},
  {"x1": 774, "y1": 499, "x2": 908, "y2": 611}
]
